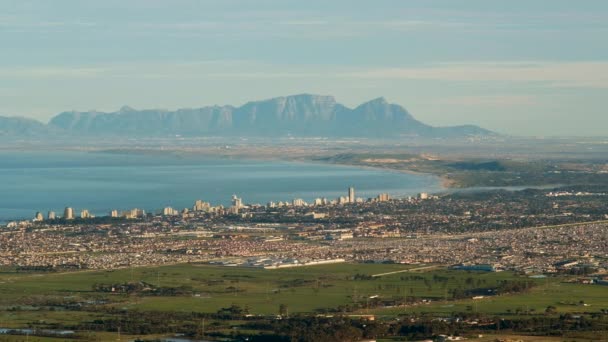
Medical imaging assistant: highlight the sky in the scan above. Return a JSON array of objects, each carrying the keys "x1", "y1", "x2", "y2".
[{"x1": 1, "y1": 0, "x2": 607, "y2": 136}]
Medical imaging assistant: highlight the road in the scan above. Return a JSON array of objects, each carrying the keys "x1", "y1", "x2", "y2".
[{"x1": 371, "y1": 265, "x2": 441, "y2": 277}]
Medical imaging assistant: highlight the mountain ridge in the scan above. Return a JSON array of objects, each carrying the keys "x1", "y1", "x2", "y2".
[{"x1": 1, "y1": 94, "x2": 494, "y2": 138}]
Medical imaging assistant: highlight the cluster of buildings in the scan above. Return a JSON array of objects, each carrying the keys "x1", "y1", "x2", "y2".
[
  {"x1": 32, "y1": 207, "x2": 147, "y2": 221},
  {"x1": 333, "y1": 222, "x2": 608, "y2": 275},
  {"x1": 33, "y1": 207, "x2": 92, "y2": 221},
  {"x1": 271, "y1": 188, "x2": 393, "y2": 208},
  {"x1": 27, "y1": 187, "x2": 397, "y2": 222},
  {"x1": 4, "y1": 210, "x2": 607, "y2": 275},
  {"x1": 4, "y1": 185, "x2": 606, "y2": 279},
  {"x1": 546, "y1": 191, "x2": 607, "y2": 197},
  {"x1": 111, "y1": 208, "x2": 146, "y2": 219}
]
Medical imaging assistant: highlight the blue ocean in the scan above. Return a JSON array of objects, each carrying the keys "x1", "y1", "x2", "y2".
[{"x1": 0, "y1": 150, "x2": 442, "y2": 221}]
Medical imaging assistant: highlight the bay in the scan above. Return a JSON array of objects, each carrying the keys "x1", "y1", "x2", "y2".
[{"x1": 0, "y1": 150, "x2": 442, "y2": 222}]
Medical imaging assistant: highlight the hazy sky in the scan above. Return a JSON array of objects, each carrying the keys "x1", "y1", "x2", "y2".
[{"x1": 1, "y1": 0, "x2": 607, "y2": 136}]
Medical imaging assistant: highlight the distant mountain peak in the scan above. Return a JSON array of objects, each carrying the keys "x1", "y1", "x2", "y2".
[
  {"x1": 355, "y1": 97, "x2": 393, "y2": 111},
  {"x1": 259, "y1": 94, "x2": 337, "y2": 105},
  {"x1": 1, "y1": 94, "x2": 494, "y2": 138},
  {"x1": 367, "y1": 96, "x2": 388, "y2": 104},
  {"x1": 119, "y1": 105, "x2": 136, "y2": 113}
]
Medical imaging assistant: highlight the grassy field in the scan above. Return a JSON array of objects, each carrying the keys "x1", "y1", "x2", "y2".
[
  {"x1": 370, "y1": 279, "x2": 608, "y2": 317},
  {"x1": 1, "y1": 263, "x2": 606, "y2": 340},
  {"x1": 0, "y1": 263, "x2": 532, "y2": 315}
]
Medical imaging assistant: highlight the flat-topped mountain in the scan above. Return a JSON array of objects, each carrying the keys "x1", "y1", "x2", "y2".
[{"x1": 3, "y1": 95, "x2": 493, "y2": 138}]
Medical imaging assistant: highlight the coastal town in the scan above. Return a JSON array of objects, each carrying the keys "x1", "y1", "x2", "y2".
[
  {"x1": 3, "y1": 1, "x2": 608, "y2": 339},
  {"x1": 2, "y1": 187, "x2": 607, "y2": 284}
]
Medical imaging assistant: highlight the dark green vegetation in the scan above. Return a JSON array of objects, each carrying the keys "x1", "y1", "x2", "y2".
[
  {"x1": 1, "y1": 263, "x2": 607, "y2": 341},
  {"x1": 319, "y1": 153, "x2": 608, "y2": 188}
]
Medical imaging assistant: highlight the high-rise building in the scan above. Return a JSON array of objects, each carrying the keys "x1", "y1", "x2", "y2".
[
  {"x1": 231, "y1": 195, "x2": 243, "y2": 209},
  {"x1": 163, "y1": 207, "x2": 178, "y2": 216},
  {"x1": 419, "y1": 192, "x2": 429, "y2": 200},
  {"x1": 193, "y1": 199, "x2": 211, "y2": 212},
  {"x1": 47, "y1": 211, "x2": 56, "y2": 220},
  {"x1": 123, "y1": 208, "x2": 145, "y2": 219},
  {"x1": 122, "y1": 209, "x2": 134, "y2": 219},
  {"x1": 377, "y1": 193, "x2": 390, "y2": 202},
  {"x1": 34, "y1": 212, "x2": 44, "y2": 221},
  {"x1": 348, "y1": 187, "x2": 355, "y2": 203},
  {"x1": 292, "y1": 198, "x2": 306, "y2": 207},
  {"x1": 110, "y1": 210, "x2": 119, "y2": 218},
  {"x1": 63, "y1": 207, "x2": 74, "y2": 220},
  {"x1": 80, "y1": 209, "x2": 91, "y2": 219}
]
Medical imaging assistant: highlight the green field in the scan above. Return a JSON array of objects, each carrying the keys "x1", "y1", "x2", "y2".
[
  {"x1": 372, "y1": 281, "x2": 608, "y2": 316},
  {"x1": 0, "y1": 263, "x2": 606, "y2": 340},
  {"x1": 0, "y1": 263, "x2": 530, "y2": 314}
]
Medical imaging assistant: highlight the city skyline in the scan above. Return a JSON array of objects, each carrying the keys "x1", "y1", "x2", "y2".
[{"x1": 24, "y1": 186, "x2": 397, "y2": 222}]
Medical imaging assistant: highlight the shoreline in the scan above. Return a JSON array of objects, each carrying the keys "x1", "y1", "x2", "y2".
[
  {"x1": 0, "y1": 149, "x2": 444, "y2": 223},
  {"x1": 306, "y1": 158, "x2": 455, "y2": 188},
  {"x1": 1, "y1": 147, "x2": 569, "y2": 202}
]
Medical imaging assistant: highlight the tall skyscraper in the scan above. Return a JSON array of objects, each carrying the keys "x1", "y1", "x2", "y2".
[
  {"x1": 63, "y1": 207, "x2": 74, "y2": 220},
  {"x1": 47, "y1": 211, "x2": 56, "y2": 220},
  {"x1": 110, "y1": 210, "x2": 119, "y2": 218},
  {"x1": 348, "y1": 187, "x2": 355, "y2": 203}
]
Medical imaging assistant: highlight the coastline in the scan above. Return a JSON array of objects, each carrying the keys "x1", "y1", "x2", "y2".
[
  {"x1": 2, "y1": 146, "x2": 568, "y2": 192},
  {"x1": 305, "y1": 158, "x2": 453, "y2": 189},
  {"x1": 0, "y1": 149, "x2": 443, "y2": 223},
  {"x1": 5, "y1": 146, "x2": 570, "y2": 192}
]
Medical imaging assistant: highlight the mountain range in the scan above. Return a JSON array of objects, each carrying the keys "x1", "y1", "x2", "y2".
[{"x1": 0, "y1": 94, "x2": 493, "y2": 138}]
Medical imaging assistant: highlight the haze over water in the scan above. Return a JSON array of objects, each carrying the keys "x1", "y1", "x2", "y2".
[{"x1": 0, "y1": 151, "x2": 441, "y2": 222}]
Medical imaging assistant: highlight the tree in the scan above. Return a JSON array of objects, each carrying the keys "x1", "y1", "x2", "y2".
[{"x1": 279, "y1": 303, "x2": 288, "y2": 317}]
